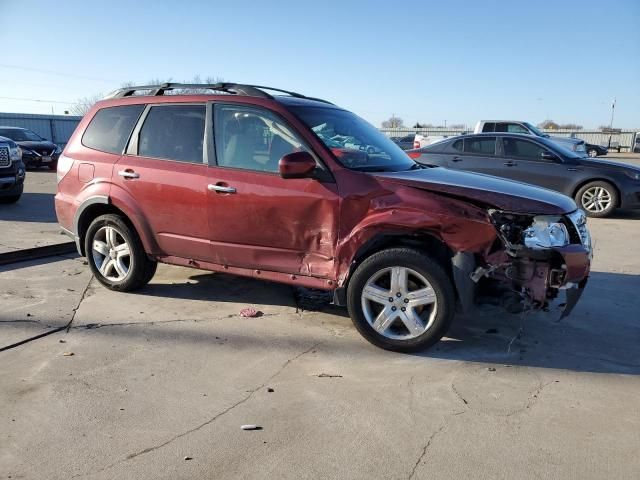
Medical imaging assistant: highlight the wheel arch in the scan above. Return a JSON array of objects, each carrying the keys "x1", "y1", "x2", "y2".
[{"x1": 333, "y1": 231, "x2": 455, "y2": 306}]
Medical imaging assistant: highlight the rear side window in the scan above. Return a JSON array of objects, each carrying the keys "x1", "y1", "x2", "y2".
[
  {"x1": 138, "y1": 105, "x2": 206, "y2": 163},
  {"x1": 82, "y1": 105, "x2": 144, "y2": 154},
  {"x1": 465, "y1": 137, "x2": 496, "y2": 155},
  {"x1": 482, "y1": 122, "x2": 495, "y2": 132},
  {"x1": 451, "y1": 139, "x2": 464, "y2": 152}
]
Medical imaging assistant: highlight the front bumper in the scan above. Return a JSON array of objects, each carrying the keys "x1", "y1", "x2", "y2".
[
  {"x1": 22, "y1": 152, "x2": 60, "y2": 168},
  {"x1": 0, "y1": 174, "x2": 24, "y2": 196}
]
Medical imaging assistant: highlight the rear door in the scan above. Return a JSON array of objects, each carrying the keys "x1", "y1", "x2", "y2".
[
  {"x1": 497, "y1": 137, "x2": 574, "y2": 192},
  {"x1": 441, "y1": 136, "x2": 503, "y2": 175},
  {"x1": 113, "y1": 103, "x2": 212, "y2": 260},
  {"x1": 205, "y1": 102, "x2": 340, "y2": 278}
]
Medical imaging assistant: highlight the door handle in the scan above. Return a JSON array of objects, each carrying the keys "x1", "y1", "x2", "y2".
[
  {"x1": 118, "y1": 169, "x2": 140, "y2": 179},
  {"x1": 503, "y1": 161, "x2": 517, "y2": 167},
  {"x1": 208, "y1": 184, "x2": 236, "y2": 194},
  {"x1": 451, "y1": 156, "x2": 463, "y2": 162}
]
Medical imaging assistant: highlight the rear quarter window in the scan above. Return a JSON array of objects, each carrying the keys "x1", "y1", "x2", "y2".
[{"x1": 82, "y1": 105, "x2": 144, "y2": 154}]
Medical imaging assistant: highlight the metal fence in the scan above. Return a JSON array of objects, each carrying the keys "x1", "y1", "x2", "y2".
[
  {"x1": 0, "y1": 112, "x2": 82, "y2": 148},
  {"x1": 380, "y1": 127, "x2": 639, "y2": 150}
]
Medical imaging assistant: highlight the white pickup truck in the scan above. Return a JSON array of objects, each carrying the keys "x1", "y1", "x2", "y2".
[
  {"x1": 413, "y1": 134, "x2": 453, "y2": 149},
  {"x1": 474, "y1": 120, "x2": 586, "y2": 153}
]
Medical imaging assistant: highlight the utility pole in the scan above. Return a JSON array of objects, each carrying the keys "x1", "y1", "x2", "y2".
[{"x1": 609, "y1": 98, "x2": 616, "y2": 129}]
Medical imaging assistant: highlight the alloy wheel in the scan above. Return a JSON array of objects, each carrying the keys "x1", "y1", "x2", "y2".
[
  {"x1": 361, "y1": 266, "x2": 438, "y2": 340},
  {"x1": 581, "y1": 186, "x2": 612, "y2": 213},
  {"x1": 91, "y1": 226, "x2": 132, "y2": 282}
]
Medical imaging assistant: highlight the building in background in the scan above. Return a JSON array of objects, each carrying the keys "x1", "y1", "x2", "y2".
[{"x1": 0, "y1": 112, "x2": 82, "y2": 149}]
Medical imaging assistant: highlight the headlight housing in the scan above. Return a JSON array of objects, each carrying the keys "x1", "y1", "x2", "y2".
[
  {"x1": 9, "y1": 146, "x2": 22, "y2": 161},
  {"x1": 54, "y1": 145, "x2": 62, "y2": 154},
  {"x1": 523, "y1": 216, "x2": 569, "y2": 248}
]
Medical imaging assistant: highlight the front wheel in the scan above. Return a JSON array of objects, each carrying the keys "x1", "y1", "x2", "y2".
[
  {"x1": 587, "y1": 148, "x2": 598, "y2": 158},
  {"x1": 85, "y1": 214, "x2": 157, "y2": 291},
  {"x1": 575, "y1": 181, "x2": 618, "y2": 218},
  {"x1": 347, "y1": 248, "x2": 455, "y2": 352}
]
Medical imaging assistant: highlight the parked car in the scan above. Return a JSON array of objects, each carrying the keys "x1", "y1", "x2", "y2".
[
  {"x1": 474, "y1": 120, "x2": 586, "y2": 154},
  {"x1": 413, "y1": 133, "x2": 451, "y2": 149},
  {"x1": 410, "y1": 132, "x2": 640, "y2": 217},
  {"x1": 390, "y1": 135, "x2": 415, "y2": 150},
  {"x1": 0, "y1": 126, "x2": 61, "y2": 170},
  {"x1": 0, "y1": 136, "x2": 26, "y2": 203},
  {"x1": 585, "y1": 143, "x2": 608, "y2": 158},
  {"x1": 56, "y1": 83, "x2": 591, "y2": 352},
  {"x1": 634, "y1": 133, "x2": 640, "y2": 153}
]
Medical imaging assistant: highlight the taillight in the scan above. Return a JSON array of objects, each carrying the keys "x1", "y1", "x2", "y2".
[
  {"x1": 57, "y1": 154, "x2": 74, "y2": 183},
  {"x1": 413, "y1": 141, "x2": 420, "y2": 149},
  {"x1": 408, "y1": 151, "x2": 422, "y2": 159}
]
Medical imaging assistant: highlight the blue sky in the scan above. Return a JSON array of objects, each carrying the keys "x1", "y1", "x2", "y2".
[{"x1": 1, "y1": 0, "x2": 638, "y2": 128}]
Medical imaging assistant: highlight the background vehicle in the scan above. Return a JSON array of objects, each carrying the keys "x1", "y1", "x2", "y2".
[
  {"x1": 585, "y1": 143, "x2": 608, "y2": 158},
  {"x1": 0, "y1": 136, "x2": 26, "y2": 203},
  {"x1": 634, "y1": 132, "x2": 640, "y2": 153},
  {"x1": 411, "y1": 132, "x2": 640, "y2": 217},
  {"x1": 56, "y1": 83, "x2": 591, "y2": 352},
  {"x1": 0, "y1": 126, "x2": 61, "y2": 170},
  {"x1": 413, "y1": 133, "x2": 451, "y2": 149},
  {"x1": 390, "y1": 135, "x2": 416, "y2": 150},
  {"x1": 474, "y1": 120, "x2": 586, "y2": 154}
]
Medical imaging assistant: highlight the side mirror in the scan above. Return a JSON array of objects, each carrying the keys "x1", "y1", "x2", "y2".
[
  {"x1": 279, "y1": 151, "x2": 316, "y2": 179},
  {"x1": 541, "y1": 151, "x2": 558, "y2": 161}
]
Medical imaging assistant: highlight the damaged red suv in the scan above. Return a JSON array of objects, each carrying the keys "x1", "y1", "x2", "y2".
[{"x1": 55, "y1": 83, "x2": 591, "y2": 352}]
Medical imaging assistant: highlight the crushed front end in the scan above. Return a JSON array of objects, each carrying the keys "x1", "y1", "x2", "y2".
[{"x1": 459, "y1": 209, "x2": 591, "y2": 317}]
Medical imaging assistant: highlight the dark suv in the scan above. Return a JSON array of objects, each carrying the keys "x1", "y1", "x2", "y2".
[
  {"x1": 0, "y1": 136, "x2": 26, "y2": 203},
  {"x1": 55, "y1": 83, "x2": 591, "y2": 352},
  {"x1": 0, "y1": 127, "x2": 61, "y2": 170}
]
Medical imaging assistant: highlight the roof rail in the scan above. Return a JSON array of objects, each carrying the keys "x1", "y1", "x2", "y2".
[{"x1": 104, "y1": 82, "x2": 333, "y2": 104}]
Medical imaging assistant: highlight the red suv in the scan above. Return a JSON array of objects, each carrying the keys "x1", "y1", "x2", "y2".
[{"x1": 55, "y1": 83, "x2": 591, "y2": 352}]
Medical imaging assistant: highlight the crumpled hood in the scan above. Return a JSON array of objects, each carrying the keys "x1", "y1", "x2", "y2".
[{"x1": 374, "y1": 167, "x2": 577, "y2": 215}]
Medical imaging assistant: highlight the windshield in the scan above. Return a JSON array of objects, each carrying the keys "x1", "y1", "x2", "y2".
[
  {"x1": 290, "y1": 106, "x2": 417, "y2": 172},
  {"x1": 523, "y1": 122, "x2": 548, "y2": 138},
  {"x1": 0, "y1": 128, "x2": 42, "y2": 141}
]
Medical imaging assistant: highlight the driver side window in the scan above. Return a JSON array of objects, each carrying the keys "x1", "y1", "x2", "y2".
[{"x1": 213, "y1": 105, "x2": 310, "y2": 173}]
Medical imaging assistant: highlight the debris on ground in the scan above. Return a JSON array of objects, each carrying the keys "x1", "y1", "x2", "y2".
[
  {"x1": 62, "y1": 352, "x2": 74, "y2": 356},
  {"x1": 184, "y1": 456, "x2": 193, "y2": 461},
  {"x1": 267, "y1": 388, "x2": 274, "y2": 393},
  {"x1": 487, "y1": 367, "x2": 496, "y2": 372},
  {"x1": 315, "y1": 373, "x2": 342, "y2": 378},
  {"x1": 239, "y1": 308, "x2": 262, "y2": 318},
  {"x1": 59, "y1": 339, "x2": 66, "y2": 343},
  {"x1": 241, "y1": 424, "x2": 262, "y2": 431}
]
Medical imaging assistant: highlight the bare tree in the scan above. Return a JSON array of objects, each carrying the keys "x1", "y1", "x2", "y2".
[
  {"x1": 381, "y1": 115, "x2": 404, "y2": 128},
  {"x1": 69, "y1": 93, "x2": 105, "y2": 117},
  {"x1": 537, "y1": 119, "x2": 560, "y2": 130},
  {"x1": 558, "y1": 123, "x2": 583, "y2": 130}
]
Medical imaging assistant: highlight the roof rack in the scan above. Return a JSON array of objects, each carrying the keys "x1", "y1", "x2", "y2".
[{"x1": 104, "y1": 82, "x2": 333, "y2": 104}]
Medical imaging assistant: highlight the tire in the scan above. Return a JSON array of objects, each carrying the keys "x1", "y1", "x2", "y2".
[
  {"x1": 575, "y1": 181, "x2": 618, "y2": 218},
  {"x1": 347, "y1": 248, "x2": 455, "y2": 352},
  {"x1": 84, "y1": 214, "x2": 157, "y2": 291},
  {"x1": 0, "y1": 184, "x2": 23, "y2": 204},
  {"x1": 587, "y1": 148, "x2": 598, "y2": 158}
]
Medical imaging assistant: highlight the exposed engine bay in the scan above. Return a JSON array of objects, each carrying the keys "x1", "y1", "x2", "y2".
[{"x1": 453, "y1": 208, "x2": 591, "y2": 318}]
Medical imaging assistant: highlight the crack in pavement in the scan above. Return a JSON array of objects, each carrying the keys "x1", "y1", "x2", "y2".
[
  {"x1": 408, "y1": 423, "x2": 447, "y2": 480},
  {"x1": 71, "y1": 340, "x2": 323, "y2": 479}
]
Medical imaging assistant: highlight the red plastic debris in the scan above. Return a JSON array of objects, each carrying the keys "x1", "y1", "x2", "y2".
[{"x1": 239, "y1": 307, "x2": 261, "y2": 318}]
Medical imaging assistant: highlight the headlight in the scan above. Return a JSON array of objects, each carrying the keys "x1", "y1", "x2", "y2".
[
  {"x1": 9, "y1": 146, "x2": 22, "y2": 161},
  {"x1": 54, "y1": 145, "x2": 62, "y2": 154},
  {"x1": 624, "y1": 170, "x2": 640, "y2": 181},
  {"x1": 523, "y1": 216, "x2": 569, "y2": 248}
]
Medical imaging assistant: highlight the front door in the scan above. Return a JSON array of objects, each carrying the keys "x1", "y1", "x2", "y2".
[
  {"x1": 114, "y1": 103, "x2": 211, "y2": 260},
  {"x1": 498, "y1": 137, "x2": 575, "y2": 193},
  {"x1": 206, "y1": 103, "x2": 340, "y2": 278}
]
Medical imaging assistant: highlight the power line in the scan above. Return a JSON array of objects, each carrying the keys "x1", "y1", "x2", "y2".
[
  {"x1": 0, "y1": 95, "x2": 85, "y2": 105},
  {"x1": 0, "y1": 63, "x2": 118, "y2": 83}
]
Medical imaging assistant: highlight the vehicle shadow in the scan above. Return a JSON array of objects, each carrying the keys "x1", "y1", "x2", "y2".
[
  {"x1": 607, "y1": 209, "x2": 640, "y2": 220},
  {"x1": 0, "y1": 192, "x2": 57, "y2": 223},
  {"x1": 134, "y1": 270, "x2": 639, "y2": 375},
  {"x1": 415, "y1": 271, "x2": 640, "y2": 375}
]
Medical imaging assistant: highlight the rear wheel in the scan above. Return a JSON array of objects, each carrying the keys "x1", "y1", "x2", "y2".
[
  {"x1": 347, "y1": 248, "x2": 455, "y2": 352},
  {"x1": 575, "y1": 181, "x2": 618, "y2": 218},
  {"x1": 85, "y1": 214, "x2": 157, "y2": 291}
]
